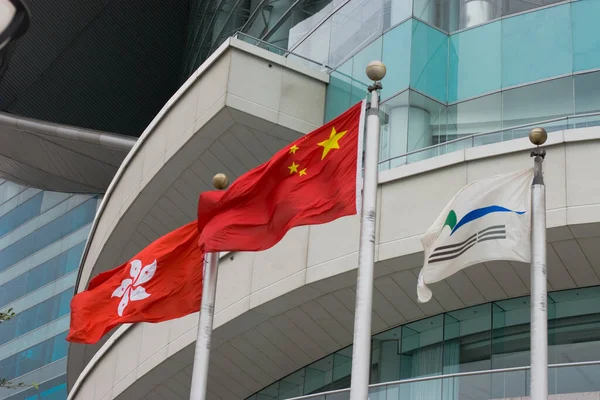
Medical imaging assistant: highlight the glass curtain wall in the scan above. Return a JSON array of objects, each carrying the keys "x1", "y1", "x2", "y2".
[
  {"x1": 248, "y1": 285, "x2": 600, "y2": 400},
  {"x1": 0, "y1": 180, "x2": 99, "y2": 400}
]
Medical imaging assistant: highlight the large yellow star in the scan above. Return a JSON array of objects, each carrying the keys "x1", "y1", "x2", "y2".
[
  {"x1": 318, "y1": 127, "x2": 347, "y2": 160},
  {"x1": 288, "y1": 162, "x2": 299, "y2": 174}
]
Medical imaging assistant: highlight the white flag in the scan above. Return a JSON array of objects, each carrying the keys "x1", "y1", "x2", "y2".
[{"x1": 417, "y1": 169, "x2": 534, "y2": 303}]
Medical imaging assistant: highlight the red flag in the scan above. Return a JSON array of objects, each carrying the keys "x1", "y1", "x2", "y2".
[
  {"x1": 198, "y1": 101, "x2": 364, "y2": 252},
  {"x1": 67, "y1": 221, "x2": 203, "y2": 344},
  {"x1": 67, "y1": 103, "x2": 363, "y2": 344}
]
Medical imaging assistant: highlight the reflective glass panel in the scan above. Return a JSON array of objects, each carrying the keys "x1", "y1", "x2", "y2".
[
  {"x1": 407, "y1": 91, "x2": 447, "y2": 163},
  {"x1": 448, "y1": 20, "x2": 501, "y2": 102},
  {"x1": 351, "y1": 37, "x2": 383, "y2": 102},
  {"x1": 266, "y1": 0, "x2": 336, "y2": 49},
  {"x1": 381, "y1": 20, "x2": 411, "y2": 100},
  {"x1": 410, "y1": 20, "x2": 448, "y2": 103},
  {"x1": 0, "y1": 198, "x2": 97, "y2": 273},
  {"x1": 572, "y1": 0, "x2": 600, "y2": 72},
  {"x1": 501, "y1": 76, "x2": 574, "y2": 129},
  {"x1": 447, "y1": 91, "x2": 501, "y2": 148},
  {"x1": 0, "y1": 290, "x2": 73, "y2": 345},
  {"x1": 382, "y1": 0, "x2": 410, "y2": 30},
  {"x1": 0, "y1": 242, "x2": 86, "y2": 306},
  {"x1": 502, "y1": 0, "x2": 564, "y2": 19},
  {"x1": 574, "y1": 71, "x2": 600, "y2": 128},
  {"x1": 329, "y1": 0, "x2": 383, "y2": 67},
  {"x1": 0, "y1": 331, "x2": 68, "y2": 380},
  {"x1": 501, "y1": 4, "x2": 572, "y2": 88},
  {"x1": 293, "y1": 18, "x2": 332, "y2": 66},
  {"x1": 380, "y1": 91, "x2": 410, "y2": 168},
  {"x1": 325, "y1": 59, "x2": 353, "y2": 122},
  {"x1": 304, "y1": 355, "x2": 334, "y2": 394},
  {"x1": 0, "y1": 192, "x2": 43, "y2": 238}
]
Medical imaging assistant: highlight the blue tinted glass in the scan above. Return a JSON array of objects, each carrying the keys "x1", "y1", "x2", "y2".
[
  {"x1": 0, "y1": 242, "x2": 85, "y2": 306},
  {"x1": 501, "y1": 4, "x2": 572, "y2": 88},
  {"x1": 351, "y1": 37, "x2": 383, "y2": 103},
  {"x1": 448, "y1": 21, "x2": 501, "y2": 103},
  {"x1": 0, "y1": 199, "x2": 96, "y2": 273},
  {"x1": 0, "y1": 192, "x2": 43, "y2": 237},
  {"x1": 0, "y1": 290, "x2": 72, "y2": 345},
  {"x1": 325, "y1": 59, "x2": 353, "y2": 122},
  {"x1": 575, "y1": 71, "x2": 600, "y2": 115},
  {"x1": 572, "y1": 0, "x2": 600, "y2": 72},
  {"x1": 410, "y1": 20, "x2": 448, "y2": 103},
  {"x1": 381, "y1": 20, "x2": 411, "y2": 100},
  {"x1": 0, "y1": 332, "x2": 68, "y2": 380}
]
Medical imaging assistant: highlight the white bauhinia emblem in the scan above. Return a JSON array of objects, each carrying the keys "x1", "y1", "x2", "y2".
[{"x1": 111, "y1": 259, "x2": 157, "y2": 316}]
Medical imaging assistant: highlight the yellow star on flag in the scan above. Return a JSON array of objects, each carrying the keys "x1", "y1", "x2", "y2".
[
  {"x1": 317, "y1": 127, "x2": 347, "y2": 160},
  {"x1": 299, "y1": 168, "x2": 307, "y2": 176},
  {"x1": 289, "y1": 145, "x2": 299, "y2": 154},
  {"x1": 288, "y1": 162, "x2": 299, "y2": 174}
]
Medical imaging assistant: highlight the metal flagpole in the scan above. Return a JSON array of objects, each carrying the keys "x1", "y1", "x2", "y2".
[
  {"x1": 189, "y1": 173, "x2": 229, "y2": 400},
  {"x1": 349, "y1": 60, "x2": 386, "y2": 400},
  {"x1": 528, "y1": 127, "x2": 548, "y2": 400}
]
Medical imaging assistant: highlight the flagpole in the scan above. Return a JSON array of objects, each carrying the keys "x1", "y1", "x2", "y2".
[
  {"x1": 349, "y1": 60, "x2": 386, "y2": 400},
  {"x1": 189, "y1": 173, "x2": 229, "y2": 400},
  {"x1": 529, "y1": 128, "x2": 548, "y2": 400}
]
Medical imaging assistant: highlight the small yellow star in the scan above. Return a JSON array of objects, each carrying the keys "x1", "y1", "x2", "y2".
[
  {"x1": 299, "y1": 168, "x2": 307, "y2": 176},
  {"x1": 288, "y1": 162, "x2": 299, "y2": 174},
  {"x1": 289, "y1": 145, "x2": 299, "y2": 154},
  {"x1": 318, "y1": 127, "x2": 347, "y2": 160}
]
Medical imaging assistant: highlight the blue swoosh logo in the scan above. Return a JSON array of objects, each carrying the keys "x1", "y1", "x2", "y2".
[{"x1": 451, "y1": 205, "x2": 525, "y2": 236}]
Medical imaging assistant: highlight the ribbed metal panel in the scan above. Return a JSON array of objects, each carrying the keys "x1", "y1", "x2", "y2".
[{"x1": 0, "y1": 0, "x2": 189, "y2": 137}]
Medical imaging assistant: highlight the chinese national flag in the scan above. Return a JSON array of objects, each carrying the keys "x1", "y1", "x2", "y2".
[
  {"x1": 67, "y1": 102, "x2": 363, "y2": 344},
  {"x1": 197, "y1": 101, "x2": 364, "y2": 252},
  {"x1": 67, "y1": 221, "x2": 204, "y2": 344}
]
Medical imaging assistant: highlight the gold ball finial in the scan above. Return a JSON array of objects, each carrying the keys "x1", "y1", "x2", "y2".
[
  {"x1": 529, "y1": 127, "x2": 547, "y2": 146},
  {"x1": 212, "y1": 173, "x2": 229, "y2": 190},
  {"x1": 366, "y1": 60, "x2": 386, "y2": 82}
]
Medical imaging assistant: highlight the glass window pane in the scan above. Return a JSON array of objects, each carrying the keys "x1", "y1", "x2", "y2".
[
  {"x1": 279, "y1": 368, "x2": 304, "y2": 398},
  {"x1": 572, "y1": 0, "x2": 600, "y2": 73},
  {"x1": 329, "y1": 0, "x2": 384, "y2": 67},
  {"x1": 400, "y1": 315, "x2": 443, "y2": 379},
  {"x1": 325, "y1": 59, "x2": 353, "y2": 122},
  {"x1": 492, "y1": 297, "x2": 530, "y2": 369},
  {"x1": 0, "y1": 198, "x2": 97, "y2": 273},
  {"x1": 304, "y1": 355, "x2": 334, "y2": 394},
  {"x1": 287, "y1": 0, "x2": 336, "y2": 49},
  {"x1": 380, "y1": 91, "x2": 410, "y2": 168},
  {"x1": 293, "y1": 19, "x2": 332, "y2": 66},
  {"x1": 351, "y1": 37, "x2": 383, "y2": 102},
  {"x1": 266, "y1": 0, "x2": 336, "y2": 50},
  {"x1": 501, "y1": 4, "x2": 573, "y2": 88},
  {"x1": 413, "y1": 0, "x2": 450, "y2": 31},
  {"x1": 383, "y1": 0, "x2": 411, "y2": 30},
  {"x1": 407, "y1": 91, "x2": 446, "y2": 163},
  {"x1": 381, "y1": 20, "x2": 411, "y2": 100},
  {"x1": 447, "y1": 91, "x2": 501, "y2": 149},
  {"x1": 410, "y1": 20, "x2": 448, "y2": 103},
  {"x1": 0, "y1": 192, "x2": 43, "y2": 237},
  {"x1": 575, "y1": 71, "x2": 600, "y2": 115},
  {"x1": 448, "y1": 20, "x2": 500, "y2": 103},
  {"x1": 502, "y1": 0, "x2": 563, "y2": 19},
  {"x1": 502, "y1": 76, "x2": 574, "y2": 129},
  {"x1": 332, "y1": 346, "x2": 352, "y2": 388}
]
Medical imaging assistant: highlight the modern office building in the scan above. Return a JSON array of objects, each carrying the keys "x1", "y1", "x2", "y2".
[
  {"x1": 0, "y1": 181, "x2": 100, "y2": 400},
  {"x1": 3, "y1": 0, "x2": 600, "y2": 399}
]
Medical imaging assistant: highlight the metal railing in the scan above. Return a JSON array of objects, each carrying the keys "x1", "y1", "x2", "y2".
[
  {"x1": 284, "y1": 360, "x2": 600, "y2": 400},
  {"x1": 233, "y1": 32, "x2": 333, "y2": 72},
  {"x1": 379, "y1": 112, "x2": 600, "y2": 168}
]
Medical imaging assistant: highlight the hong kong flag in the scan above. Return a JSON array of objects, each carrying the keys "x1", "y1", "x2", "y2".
[
  {"x1": 67, "y1": 102, "x2": 364, "y2": 344},
  {"x1": 67, "y1": 222, "x2": 204, "y2": 344}
]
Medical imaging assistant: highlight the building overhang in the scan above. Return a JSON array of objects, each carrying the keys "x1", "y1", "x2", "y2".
[{"x1": 0, "y1": 112, "x2": 135, "y2": 192}]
